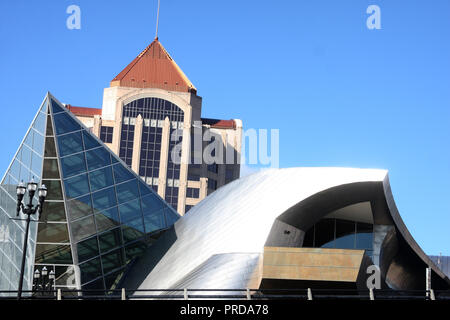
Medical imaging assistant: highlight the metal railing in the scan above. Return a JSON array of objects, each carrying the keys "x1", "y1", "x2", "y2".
[{"x1": 0, "y1": 288, "x2": 449, "y2": 300}]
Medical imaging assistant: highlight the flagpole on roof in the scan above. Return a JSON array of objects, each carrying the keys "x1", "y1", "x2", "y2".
[{"x1": 155, "y1": 0, "x2": 161, "y2": 40}]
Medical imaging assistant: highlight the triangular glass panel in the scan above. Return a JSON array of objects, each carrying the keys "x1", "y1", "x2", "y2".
[
  {"x1": 112, "y1": 163, "x2": 135, "y2": 184},
  {"x1": 82, "y1": 130, "x2": 101, "y2": 150},
  {"x1": 116, "y1": 180, "x2": 139, "y2": 204},
  {"x1": 141, "y1": 194, "x2": 166, "y2": 233},
  {"x1": 44, "y1": 137, "x2": 57, "y2": 157},
  {"x1": 53, "y1": 112, "x2": 81, "y2": 135},
  {"x1": 30, "y1": 150, "x2": 43, "y2": 178},
  {"x1": 24, "y1": 129, "x2": 34, "y2": 149},
  {"x1": 85, "y1": 148, "x2": 111, "y2": 171},
  {"x1": 42, "y1": 159, "x2": 60, "y2": 179},
  {"x1": 19, "y1": 165, "x2": 31, "y2": 185},
  {"x1": 63, "y1": 173, "x2": 89, "y2": 199},
  {"x1": 20, "y1": 145, "x2": 32, "y2": 168},
  {"x1": 67, "y1": 194, "x2": 93, "y2": 221},
  {"x1": 46, "y1": 114, "x2": 54, "y2": 136},
  {"x1": 89, "y1": 166, "x2": 114, "y2": 192},
  {"x1": 40, "y1": 202, "x2": 66, "y2": 222},
  {"x1": 138, "y1": 179, "x2": 151, "y2": 196},
  {"x1": 37, "y1": 222, "x2": 70, "y2": 243},
  {"x1": 60, "y1": 153, "x2": 87, "y2": 178},
  {"x1": 33, "y1": 110, "x2": 47, "y2": 136},
  {"x1": 32, "y1": 131, "x2": 44, "y2": 157},
  {"x1": 30, "y1": 97, "x2": 48, "y2": 136},
  {"x1": 40, "y1": 97, "x2": 49, "y2": 113},
  {"x1": 92, "y1": 186, "x2": 117, "y2": 212},
  {"x1": 9, "y1": 159, "x2": 21, "y2": 181},
  {"x1": 50, "y1": 97, "x2": 65, "y2": 114},
  {"x1": 57, "y1": 131, "x2": 84, "y2": 157},
  {"x1": 35, "y1": 244, "x2": 73, "y2": 264},
  {"x1": 164, "y1": 208, "x2": 179, "y2": 227}
]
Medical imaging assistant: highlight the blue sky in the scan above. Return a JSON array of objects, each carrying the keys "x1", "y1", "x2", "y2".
[{"x1": 0, "y1": 0, "x2": 449, "y2": 255}]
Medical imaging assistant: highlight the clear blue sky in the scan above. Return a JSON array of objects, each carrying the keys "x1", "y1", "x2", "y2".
[{"x1": 0, "y1": 1, "x2": 449, "y2": 255}]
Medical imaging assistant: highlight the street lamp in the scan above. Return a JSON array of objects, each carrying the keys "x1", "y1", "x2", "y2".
[
  {"x1": 41, "y1": 266, "x2": 48, "y2": 283},
  {"x1": 16, "y1": 180, "x2": 47, "y2": 300},
  {"x1": 48, "y1": 270, "x2": 55, "y2": 289},
  {"x1": 33, "y1": 269, "x2": 40, "y2": 289}
]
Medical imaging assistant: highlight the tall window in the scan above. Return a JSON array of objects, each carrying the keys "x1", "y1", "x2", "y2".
[
  {"x1": 119, "y1": 118, "x2": 134, "y2": 167},
  {"x1": 100, "y1": 126, "x2": 113, "y2": 143},
  {"x1": 120, "y1": 98, "x2": 184, "y2": 210},
  {"x1": 140, "y1": 123, "x2": 162, "y2": 191}
]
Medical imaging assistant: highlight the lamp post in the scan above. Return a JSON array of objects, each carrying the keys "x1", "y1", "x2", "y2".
[{"x1": 16, "y1": 180, "x2": 47, "y2": 300}]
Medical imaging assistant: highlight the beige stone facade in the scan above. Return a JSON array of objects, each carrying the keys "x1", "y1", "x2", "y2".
[{"x1": 71, "y1": 87, "x2": 242, "y2": 215}]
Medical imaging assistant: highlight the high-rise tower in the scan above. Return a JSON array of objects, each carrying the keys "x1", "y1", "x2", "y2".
[{"x1": 72, "y1": 39, "x2": 243, "y2": 214}]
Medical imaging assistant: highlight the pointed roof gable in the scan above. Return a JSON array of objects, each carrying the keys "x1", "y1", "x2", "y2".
[{"x1": 110, "y1": 39, "x2": 197, "y2": 94}]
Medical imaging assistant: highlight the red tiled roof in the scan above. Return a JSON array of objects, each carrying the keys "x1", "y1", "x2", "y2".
[
  {"x1": 110, "y1": 39, "x2": 196, "y2": 93},
  {"x1": 201, "y1": 118, "x2": 236, "y2": 129},
  {"x1": 66, "y1": 105, "x2": 102, "y2": 117}
]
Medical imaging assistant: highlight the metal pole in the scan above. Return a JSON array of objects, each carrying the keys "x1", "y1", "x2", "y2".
[
  {"x1": 369, "y1": 288, "x2": 375, "y2": 300},
  {"x1": 426, "y1": 267, "x2": 431, "y2": 299},
  {"x1": 430, "y1": 289, "x2": 436, "y2": 301},
  {"x1": 17, "y1": 213, "x2": 31, "y2": 300},
  {"x1": 307, "y1": 288, "x2": 313, "y2": 300},
  {"x1": 121, "y1": 288, "x2": 126, "y2": 300},
  {"x1": 155, "y1": 0, "x2": 161, "y2": 39}
]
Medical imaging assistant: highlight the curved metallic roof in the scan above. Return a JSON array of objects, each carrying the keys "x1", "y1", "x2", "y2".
[{"x1": 123, "y1": 167, "x2": 449, "y2": 293}]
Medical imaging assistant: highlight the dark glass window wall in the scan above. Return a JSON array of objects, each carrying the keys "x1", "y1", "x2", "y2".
[
  {"x1": 121, "y1": 98, "x2": 184, "y2": 210},
  {"x1": 303, "y1": 218, "x2": 374, "y2": 257}
]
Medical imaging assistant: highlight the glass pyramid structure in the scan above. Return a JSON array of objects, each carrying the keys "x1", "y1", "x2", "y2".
[{"x1": 0, "y1": 93, "x2": 179, "y2": 295}]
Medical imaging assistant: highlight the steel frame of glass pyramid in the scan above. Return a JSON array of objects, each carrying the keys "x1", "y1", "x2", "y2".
[{"x1": 0, "y1": 93, "x2": 179, "y2": 295}]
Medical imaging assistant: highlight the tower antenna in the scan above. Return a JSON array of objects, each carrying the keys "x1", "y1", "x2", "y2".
[{"x1": 155, "y1": 0, "x2": 161, "y2": 40}]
